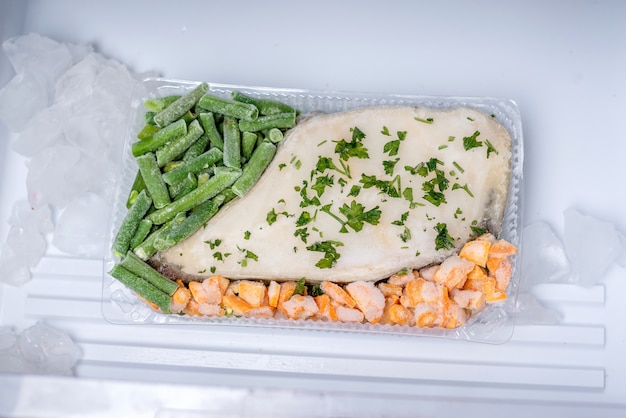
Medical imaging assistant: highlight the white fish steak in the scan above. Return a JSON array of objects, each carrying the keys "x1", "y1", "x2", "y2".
[{"x1": 154, "y1": 106, "x2": 512, "y2": 283}]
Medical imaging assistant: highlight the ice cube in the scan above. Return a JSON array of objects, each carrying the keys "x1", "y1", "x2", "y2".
[
  {"x1": 12, "y1": 104, "x2": 69, "y2": 157},
  {"x1": 64, "y1": 41, "x2": 94, "y2": 64},
  {"x1": 26, "y1": 144, "x2": 81, "y2": 209},
  {"x1": 0, "y1": 244, "x2": 32, "y2": 286},
  {"x1": 3, "y1": 33, "x2": 73, "y2": 102},
  {"x1": 0, "y1": 71, "x2": 47, "y2": 132},
  {"x1": 64, "y1": 112, "x2": 110, "y2": 158},
  {"x1": 8, "y1": 199, "x2": 54, "y2": 234},
  {"x1": 520, "y1": 222, "x2": 571, "y2": 291},
  {"x1": 53, "y1": 193, "x2": 111, "y2": 257},
  {"x1": 563, "y1": 208, "x2": 625, "y2": 287},
  {"x1": 5, "y1": 225, "x2": 47, "y2": 267},
  {"x1": 18, "y1": 321, "x2": 82, "y2": 375},
  {"x1": 54, "y1": 53, "x2": 100, "y2": 106}
]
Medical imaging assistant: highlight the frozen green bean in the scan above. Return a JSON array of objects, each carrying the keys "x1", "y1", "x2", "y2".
[
  {"x1": 109, "y1": 264, "x2": 171, "y2": 313},
  {"x1": 132, "y1": 118, "x2": 187, "y2": 157},
  {"x1": 156, "y1": 119, "x2": 204, "y2": 167},
  {"x1": 198, "y1": 113, "x2": 224, "y2": 151},
  {"x1": 113, "y1": 189, "x2": 152, "y2": 257},
  {"x1": 241, "y1": 131, "x2": 258, "y2": 160},
  {"x1": 183, "y1": 133, "x2": 210, "y2": 161},
  {"x1": 134, "y1": 212, "x2": 186, "y2": 260},
  {"x1": 137, "y1": 124, "x2": 160, "y2": 141},
  {"x1": 238, "y1": 112, "x2": 296, "y2": 132},
  {"x1": 153, "y1": 82, "x2": 209, "y2": 128},
  {"x1": 130, "y1": 218, "x2": 153, "y2": 250},
  {"x1": 231, "y1": 140, "x2": 277, "y2": 198},
  {"x1": 162, "y1": 148, "x2": 223, "y2": 186},
  {"x1": 222, "y1": 116, "x2": 241, "y2": 169},
  {"x1": 120, "y1": 250, "x2": 179, "y2": 295},
  {"x1": 144, "y1": 111, "x2": 156, "y2": 125},
  {"x1": 197, "y1": 94, "x2": 259, "y2": 121},
  {"x1": 136, "y1": 152, "x2": 171, "y2": 209},
  {"x1": 154, "y1": 195, "x2": 224, "y2": 251},
  {"x1": 126, "y1": 171, "x2": 146, "y2": 208},
  {"x1": 231, "y1": 90, "x2": 297, "y2": 116},
  {"x1": 266, "y1": 127, "x2": 284, "y2": 143},
  {"x1": 144, "y1": 95, "x2": 181, "y2": 112},
  {"x1": 169, "y1": 172, "x2": 197, "y2": 200},
  {"x1": 146, "y1": 167, "x2": 242, "y2": 225}
]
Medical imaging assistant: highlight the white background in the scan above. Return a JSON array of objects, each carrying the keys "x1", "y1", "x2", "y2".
[{"x1": 1, "y1": 1, "x2": 625, "y2": 416}]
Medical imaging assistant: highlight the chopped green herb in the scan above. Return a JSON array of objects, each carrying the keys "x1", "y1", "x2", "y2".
[
  {"x1": 471, "y1": 220, "x2": 488, "y2": 236},
  {"x1": 210, "y1": 266, "x2": 216, "y2": 273},
  {"x1": 321, "y1": 200, "x2": 381, "y2": 233},
  {"x1": 463, "y1": 130, "x2": 482, "y2": 151},
  {"x1": 360, "y1": 173, "x2": 402, "y2": 198},
  {"x1": 294, "y1": 227, "x2": 309, "y2": 243},
  {"x1": 347, "y1": 185, "x2": 361, "y2": 197},
  {"x1": 333, "y1": 126, "x2": 369, "y2": 161},
  {"x1": 294, "y1": 159, "x2": 302, "y2": 169},
  {"x1": 381, "y1": 126, "x2": 390, "y2": 136},
  {"x1": 308, "y1": 282, "x2": 324, "y2": 297},
  {"x1": 311, "y1": 174, "x2": 334, "y2": 197},
  {"x1": 448, "y1": 136, "x2": 455, "y2": 142},
  {"x1": 467, "y1": 116, "x2": 475, "y2": 121},
  {"x1": 452, "y1": 182, "x2": 474, "y2": 197},
  {"x1": 452, "y1": 161, "x2": 465, "y2": 173},
  {"x1": 405, "y1": 162, "x2": 429, "y2": 177},
  {"x1": 299, "y1": 180, "x2": 322, "y2": 208},
  {"x1": 296, "y1": 211, "x2": 314, "y2": 227},
  {"x1": 485, "y1": 139, "x2": 498, "y2": 158},
  {"x1": 392, "y1": 211, "x2": 409, "y2": 226},
  {"x1": 244, "y1": 230, "x2": 251, "y2": 240},
  {"x1": 438, "y1": 145, "x2": 448, "y2": 150},
  {"x1": 434, "y1": 223, "x2": 455, "y2": 251},
  {"x1": 306, "y1": 240, "x2": 344, "y2": 269},
  {"x1": 383, "y1": 139, "x2": 401, "y2": 156},
  {"x1": 315, "y1": 156, "x2": 351, "y2": 178},
  {"x1": 397, "y1": 131, "x2": 407, "y2": 141},
  {"x1": 278, "y1": 163, "x2": 286, "y2": 170},
  {"x1": 204, "y1": 238, "x2": 222, "y2": 249},
  {"x1": 317, "y1": 140, "x2": 328, "y2": 147},
  {"x1": 293, "y1": 278, "x2": 307, "y2": 296},
  {"x1": 382, "y1": 158, "x2": 400, "y2": 176},
  {"x1": 415, "y1": 117, "x2": 434, "y2": 124},
  {"x1": 212, "y1": 251, "x2": 224, "y2": 261},
  {"x1": 399, "y1": 226, "x2": 412, "y2": 243},
  {"x1": 266, "y1": 208, "x2": 278, "y2": 225}
]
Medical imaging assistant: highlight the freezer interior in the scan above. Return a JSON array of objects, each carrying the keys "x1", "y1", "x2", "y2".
[{"x1": 1, "y1": 1, "x2": 625, "y2": 416}]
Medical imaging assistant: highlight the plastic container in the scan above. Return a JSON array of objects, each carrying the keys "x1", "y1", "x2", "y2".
[{"x1": 102, "y1": 78, "x2": 524, "y2": 343}]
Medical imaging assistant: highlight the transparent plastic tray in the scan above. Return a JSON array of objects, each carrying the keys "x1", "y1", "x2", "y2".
[{"x1": 102, "y1": 78, "x2": 524, "y2": 343}]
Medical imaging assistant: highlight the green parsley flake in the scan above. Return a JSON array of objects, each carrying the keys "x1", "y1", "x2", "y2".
[
  {"x1": 434, "y1": 223, "x2": 455, "y2": 251},
  {"x1": 415, "y1": 117, "x2": 434, "y2": 124},
  {"x1": 306, "y1": 240, "x2": 344, "y2": 269},
  {"x1": 463, "y1": 130, "x2": 482, "y2": 150}
]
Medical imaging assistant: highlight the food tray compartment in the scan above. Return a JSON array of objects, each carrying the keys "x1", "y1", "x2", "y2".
[{"x1": 102, "y1": 77, "x2": 524, "y2": 343}]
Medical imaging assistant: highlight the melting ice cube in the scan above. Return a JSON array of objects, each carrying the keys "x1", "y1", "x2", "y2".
[
  {"x1": 520, "y1": 221, "x2": 571, "y2": 291},
  {"x1": 53, "y1": 193, "x2": 110, "y2": 258},
  {"x1": 563, "y1": 208, "x2": 625, "y2": 287},
  {"x1": 0, "y1": 322, "x2": 81, "y2": 375}
]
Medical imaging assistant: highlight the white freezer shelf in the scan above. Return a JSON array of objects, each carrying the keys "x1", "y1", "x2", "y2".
[{"x1": 1, "y1": 0, "x2": 626, "y2": 416}]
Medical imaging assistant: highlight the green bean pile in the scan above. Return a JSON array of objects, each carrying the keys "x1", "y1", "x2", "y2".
[{"x1": 109, "y1": 82, "x2": 298, "y2": 312}]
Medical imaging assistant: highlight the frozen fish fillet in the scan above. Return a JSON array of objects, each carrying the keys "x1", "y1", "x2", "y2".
[{"x1": 154, "y1": 106, "x2": 512, "y2": 283}]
